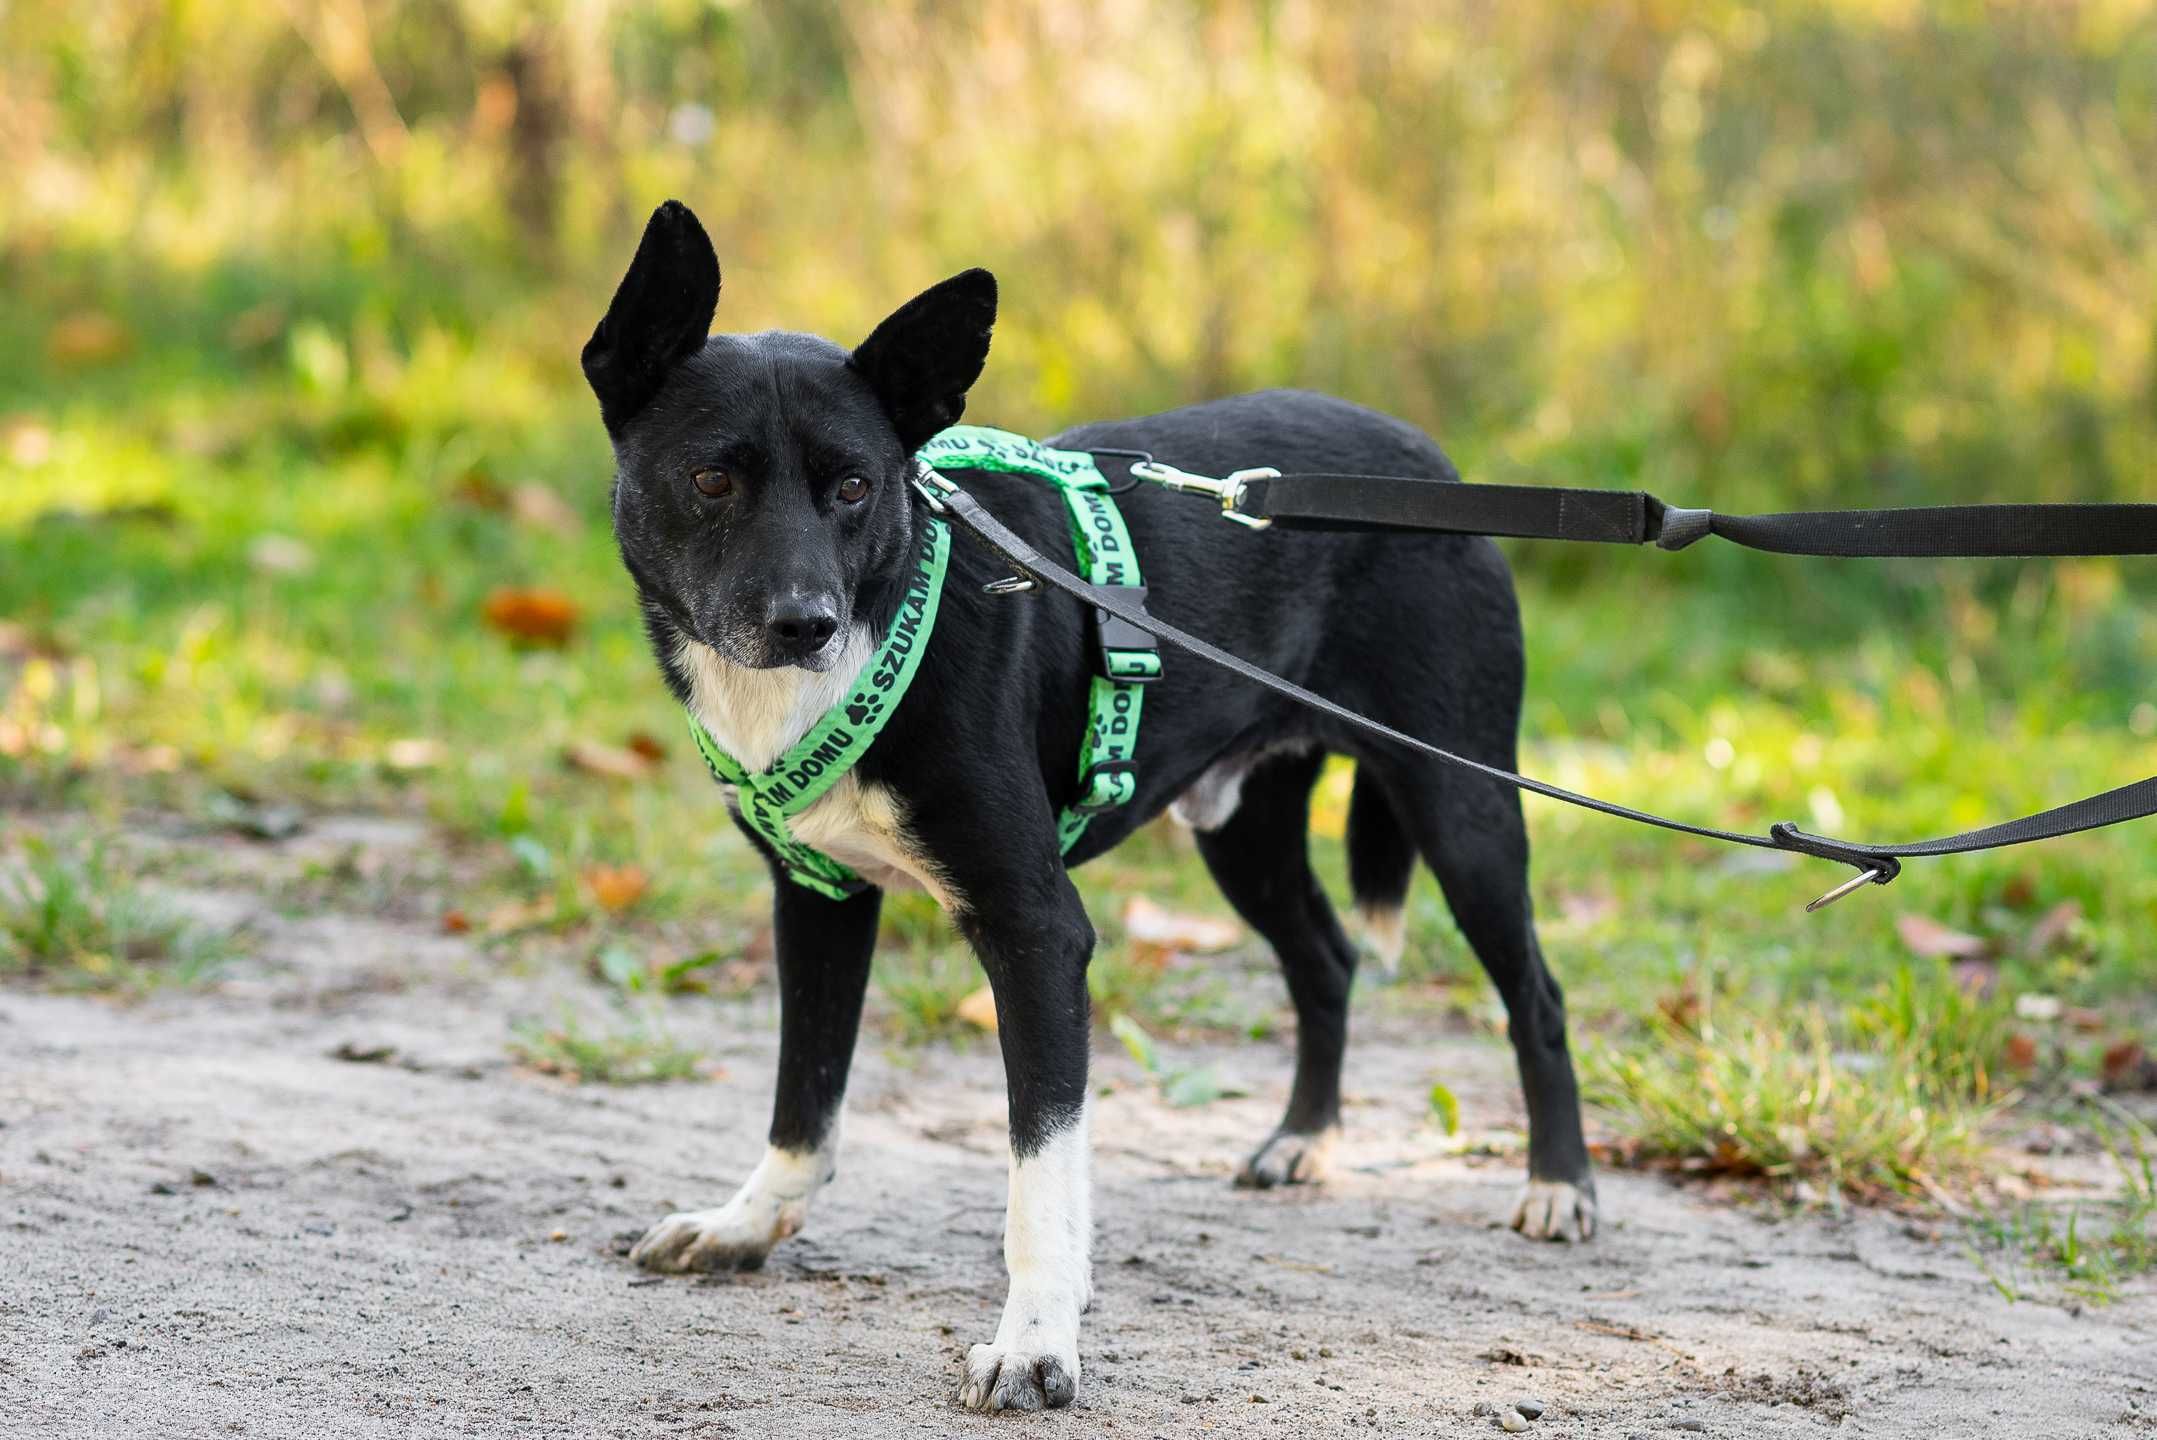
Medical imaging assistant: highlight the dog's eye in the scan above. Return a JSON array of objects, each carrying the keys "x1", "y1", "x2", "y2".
[
  {"x1": 691, "y1": 468, "x2": 733, "y2": 498},
  {"x1": 835, "y1": 475, "x2": 871, "y2": 504}
]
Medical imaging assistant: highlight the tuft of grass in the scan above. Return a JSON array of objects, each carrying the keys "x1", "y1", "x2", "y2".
[
  {"x1": 1587, "y1": 970, "x2": 2004, "y2": 1201},
  {"x1": 1967, "y1": 1109, "x2": 2157, "y2": 1307},
  {"x1": 508, "y1": 1006, "x2": 706, "y2": 1084},
  {"x1": 873, "y1": 943, "x2": 984, "y2": 1045},
  {"x1": 0, "y1": 834, "x2": 232, "y2": 990}
]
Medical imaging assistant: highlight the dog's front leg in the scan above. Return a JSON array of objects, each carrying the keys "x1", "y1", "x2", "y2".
[
  {"x1": 632, "y1": 881, "x2": 879, "y2": 1272},
  {"x1": 953, "y1": 875, "x2": 1095, "y2": 1412}
]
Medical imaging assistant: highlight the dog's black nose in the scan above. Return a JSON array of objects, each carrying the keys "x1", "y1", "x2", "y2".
[{"x1": 766, "y1": 597, "x2": 839, "y2": 656}]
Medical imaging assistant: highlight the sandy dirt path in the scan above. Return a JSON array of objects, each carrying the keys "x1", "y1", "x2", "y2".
[{"x1": 2, "y1": 829, "x2": 2152, "y2": 1438}]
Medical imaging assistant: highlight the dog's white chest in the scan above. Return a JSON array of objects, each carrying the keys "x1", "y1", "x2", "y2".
[{"x1": 675, "y1": 636, "x2": 954, "y2": 906}]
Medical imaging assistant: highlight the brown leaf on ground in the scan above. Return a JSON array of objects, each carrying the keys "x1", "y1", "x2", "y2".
[
  {"x1": 1998, "y1": 871, "x2": 2038, "y2": 909},
  {"x1": 511, "y1": 483, "x2": 582, "y2": 535},
  {"x1": 2002, "y1": 1032, "x2": 2040, "y2": 1071},
  {"x1": 563, "y1": 739, "x2": 656, "y2": 782},
  {"x1": 956, "y1": 985, "x2": 999, "y2": 1032},
  {"x1": 441, "y1": 909, "x2": 471, "y2": 935},
  {"x1": 2101, "y1": 1040, "x2": 2153, "y2": 1092},
  {"x1": 1121, "y1": 895, "x2": 1242, "y2": 954},
  {"x1": 1894, "y1": 913, "x2": 1991, "y2": 960},
  {"x1": 625, "y1": 731, "x2": 668, "y2": 763},
  {"x1": 584, "y1": 864, "x2": 650, "y2": 913},
  {"x1": 483, "y1": 896, "x2": 558, "y2": 935},
  {"x1": 47, "y1": 310, "x2": 133, "y2": 367},
  {"x1": 2024, "y1": 900, "x2": 2083, "y2": 956},
  {"x1": 1655, "y1": 985, "x2": 1703, "y2": 1033},
  {"x1": 483, "y1": 588, "x2": 580, "y2": 646}
]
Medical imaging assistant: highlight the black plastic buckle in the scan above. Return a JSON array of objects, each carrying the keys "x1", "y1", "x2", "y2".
[
  {"x1": 1094, "y1": 585, "x2": 1160, "y2": 684},
  {"x1": 1072, "y1": 758, "x2": 1137, "y2": 815}
]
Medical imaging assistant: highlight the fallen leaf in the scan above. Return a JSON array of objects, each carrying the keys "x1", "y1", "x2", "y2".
[
  {"x1": 2014, "y1": 994, "x2": 2063, "y2": 1022},
  {"x1": 1428, "y1": 1082, "x2": 1461, "y2": 1136},
  {"x1": 483, "y1": 896, "x2": 558, "y2": 935},
  {"x1": 1121, "y1": 896, "x2": 1242, "y2": 954},
  {"x1": 441, "y1": 909, "x2": 471, "y2": 935},
  {"x1": 2, "y1": 415, "x2": 53, "y2": 467},
  {"x1": 584, "y1": 864, "x2": 650, "y2": 912},
  {"x1": 1895, "y1": 913, "x2": 1991, "y2": 960},
  {"x1": 248, "y1": 533, "x2": 315, "y2": 576},
  {"x1": 511, "y1": 483, "x2": 582, "y2": 534},
  {"x1": 563, "y1": 739, "x2": 656, "y2": 782},
  {"x1": 624, "y1": 732, "x2": 668, "y2": 763},
  {"x1": 47, "y1": 310, "x2": 132, "y2": 367},
  {"x1": 384, "y1": 737, "x2": 446, "y2": 772},
  {"x1": 955, "y1": 985, "x2": 999, "y2": 1032},
  {"x1": 1655, "y1": 985, "x2": 1703, "y2": 1032},
  {"x1": 2025, "y1": 900, "x2": 2084, "y2": 956},
  {"x1": 483, "y1": 588, "x2": 580, "y2": 647},
  {"x1": 225, "y1": 302, "x2": 287, "y2": 350},
  {"x1": 2003, "y1": 1032, "x2": 2040, "y2": 1071},
  {"x1": 2101, "y1": 1040, "x2": 2152, "y2": 1092},
  {"x1": 330, "y1": 1041, "x2": 395, "y2": 1063}
]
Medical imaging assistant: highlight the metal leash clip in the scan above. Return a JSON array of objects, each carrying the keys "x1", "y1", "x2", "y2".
[
  {"x1": 1804, "y1": 865, "x2": 1892, "y2": 913},
  {"x1": 910, "y1": 459, "x2": 957, "y2": 512},
  {"x1": 1128, "y1": 460, "x2": 1280, "y2": 530}
]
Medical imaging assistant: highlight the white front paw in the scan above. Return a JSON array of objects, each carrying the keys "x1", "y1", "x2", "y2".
[
  {"x1": 960, "y1": 1337, "x2": 1080, "y2": 1412},
  {"x1": 1510, "y1": 1178, "x2": 1597, "y2": 1242},
  {"x1": 629, "y1": 1197, "x2": 799, "y2": 1273}
]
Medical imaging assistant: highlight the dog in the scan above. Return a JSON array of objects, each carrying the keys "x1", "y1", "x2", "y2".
[{"x1": 583, "y1": 200, "x2": 1593, "y2": 1413}]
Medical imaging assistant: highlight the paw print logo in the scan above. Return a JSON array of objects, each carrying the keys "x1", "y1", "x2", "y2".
[{"x1": 846, "y1": 699, "x2": 876, "y2": 727}]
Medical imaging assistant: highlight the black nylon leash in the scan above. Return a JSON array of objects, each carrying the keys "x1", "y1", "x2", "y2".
[
  {"x1": 912, "y1": 467, "x2": 2157, "y2": 911},
  {"x1": 1233, "y1": 472, "x2": 2157, "y2": 558}
]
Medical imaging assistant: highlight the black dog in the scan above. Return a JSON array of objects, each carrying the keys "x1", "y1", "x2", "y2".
[{"x1": 584, "y1": 201, "x2": 1593, "y2": 1413}]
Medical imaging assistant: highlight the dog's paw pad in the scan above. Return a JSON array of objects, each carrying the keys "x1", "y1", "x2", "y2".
[
  {"x1": 628, "y1": 1207, "x2": 779, "y2": 1273},
  {"x1": 1510, "y1": 1179, "x2": 1597, "y2": 1242},
  {"x1": 960, "y1": 1343, "x2": 1078, "y2": 1412},
  {"x1": 1234, "y1": 1128, "x2": 1336, "y2": 1190}
]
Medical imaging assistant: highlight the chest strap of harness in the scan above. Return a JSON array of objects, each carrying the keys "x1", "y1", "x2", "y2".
[{"x1": 915, "y1": 426, "x2": 1155, "y2": 853}]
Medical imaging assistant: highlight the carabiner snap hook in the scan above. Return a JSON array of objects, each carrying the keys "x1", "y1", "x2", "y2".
[
  {"x1": 1804, "y1": 866, "x2": 1891, "y2": 912},
  {"x1": 1128, "y1": 461, "x2": 1280, "y2": 529}
]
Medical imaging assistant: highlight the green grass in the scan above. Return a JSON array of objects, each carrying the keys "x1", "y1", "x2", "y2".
[
  {"x1": 508, "y1": 1005, "x2": 707, "y2": 1085},
  {"x1": 0, "y1": 834, "x2": 234, "y2": 990},
  {"x1": 1967, "y1": 1111, "x2": 2157, "y2": 1305},
  {"x1": 1585, "y1": 971, "x2": 2004, "y2": 1201}
]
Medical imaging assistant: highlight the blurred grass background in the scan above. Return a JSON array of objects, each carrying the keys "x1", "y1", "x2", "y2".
[{"x1": 3, "y1": 1, "x2": 2155, "y2": 1243}]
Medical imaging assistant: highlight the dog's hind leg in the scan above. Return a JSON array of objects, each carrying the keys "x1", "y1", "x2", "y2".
[
  {"x1": 1383, "y1": 762, "x2": 1597, "y2": 1240},
  {"x1": 631, "y1": 881, "x2": 880, "y2": 1272},
  {"x1": 1192, "y1": 748, "x2": 1359, "y2": 1188}
]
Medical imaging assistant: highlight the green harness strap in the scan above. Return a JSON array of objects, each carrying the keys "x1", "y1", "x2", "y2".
[
  {"x1": 685, "y1": 425, "x2": 1152, "y2": 895},
  {"x1": 687, "y1": 517, "x2": 951, "y2": 900},
  {"x1": 916, "y1": 425, "x2": 1156, "y2": 852}
]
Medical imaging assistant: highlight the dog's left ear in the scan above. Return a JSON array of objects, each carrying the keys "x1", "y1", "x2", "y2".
[{"x1": 851, "y1": 269, "x2": 997, "y2": 453}]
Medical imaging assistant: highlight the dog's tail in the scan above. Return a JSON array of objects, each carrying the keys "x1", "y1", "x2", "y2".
[{"x1": 1345, "y1": 765, "x2": 1414, "y2": 972}]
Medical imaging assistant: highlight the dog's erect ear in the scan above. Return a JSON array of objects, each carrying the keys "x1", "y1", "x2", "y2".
[
  {"x1": 582, "y1": 200, "x2": 721, "y2": 433},
  {"x1": 850, "y1": 269, "x2": 997, "y2": 453}
]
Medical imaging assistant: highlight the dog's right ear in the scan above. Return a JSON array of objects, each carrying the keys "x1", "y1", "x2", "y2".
[{"x1": 582, "y1": 200, "x2": 721, "y2": 433}]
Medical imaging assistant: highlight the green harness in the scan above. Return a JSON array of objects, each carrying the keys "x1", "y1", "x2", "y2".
[{"x1": 686, "y1": 426, "x2": 1155, "y2": 898}]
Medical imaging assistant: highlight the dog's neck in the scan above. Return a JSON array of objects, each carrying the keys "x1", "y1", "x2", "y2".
[{"x1": 674, "y1": 627, "x2": 876, "y2": 775}]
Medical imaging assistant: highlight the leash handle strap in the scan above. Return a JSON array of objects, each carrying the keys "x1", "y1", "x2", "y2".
[
  {"x1": 1234, "y1": 473, "x2": 2157, "y2": 558},
  {"x1": 923, "y1": 479, "x2": 2157, "y2": 901}
]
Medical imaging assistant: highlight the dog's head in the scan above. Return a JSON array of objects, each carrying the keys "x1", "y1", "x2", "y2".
[{"x1": 583, "y1": 200, "x2": 995, "y2": 672}]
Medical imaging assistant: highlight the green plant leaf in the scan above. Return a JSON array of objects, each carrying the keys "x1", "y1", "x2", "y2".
[
  {"x1": 1428, "y1": 1081, "x2": 1461, "y2": 1136},
  {"x1": 1109, "y1": 1012, "x2": 1157, "y2": 1074}
]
